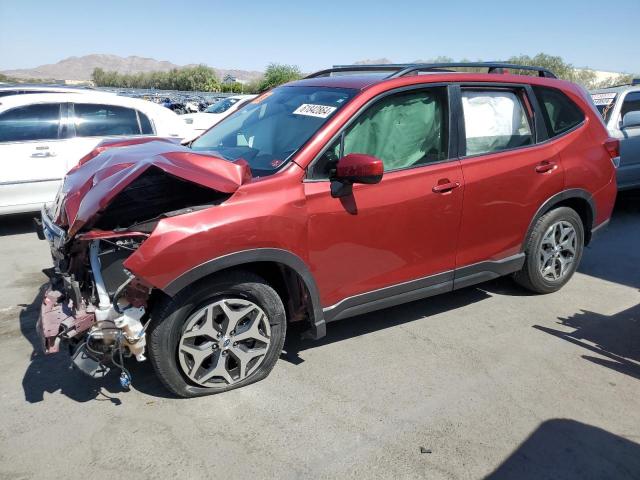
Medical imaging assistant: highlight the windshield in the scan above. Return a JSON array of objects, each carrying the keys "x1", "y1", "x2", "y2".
[
  {"x1": 205, "y1": 98, "x2": 239, "y2": 114},
  {"x1": 191, "y1": 86, "x2": 357, "y2": 176}
]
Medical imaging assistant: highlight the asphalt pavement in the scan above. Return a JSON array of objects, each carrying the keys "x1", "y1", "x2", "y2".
[{"x1": 0, "y1": 193, "x2": 639, "y2": 479}]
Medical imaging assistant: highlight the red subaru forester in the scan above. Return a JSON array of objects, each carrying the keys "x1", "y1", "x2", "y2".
[{"x1": 37, "y1": 63, "x2": 618, "y2": 397}]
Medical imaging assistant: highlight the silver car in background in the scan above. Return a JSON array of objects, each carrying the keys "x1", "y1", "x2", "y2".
[{"x1": 591, "y1": 80, "x2": 640, "y2": 190}]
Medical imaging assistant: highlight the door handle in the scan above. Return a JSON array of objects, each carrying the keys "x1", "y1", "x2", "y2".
[
  {"x1": 535, "y1": 161, "x2": 557, "y2": 173},
  {"x1": 432, "y1": 180, "x2": 461, "y2": 193},
  {"x1": 31, "y1": 151, "x2": 56, "y2": 158}
]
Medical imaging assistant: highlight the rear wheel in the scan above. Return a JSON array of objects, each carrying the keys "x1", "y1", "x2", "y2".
[
  {"x1": 147, "y1": 271, "x2": 286, "y2": 397},
  {"x1": 513, "y1": 207, "x2": 584, "y2": 294}
]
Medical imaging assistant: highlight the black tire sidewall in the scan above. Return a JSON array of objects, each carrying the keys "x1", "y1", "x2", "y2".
[{"x1": 148, "y1": 272, "x2": 286, "y2": 398}]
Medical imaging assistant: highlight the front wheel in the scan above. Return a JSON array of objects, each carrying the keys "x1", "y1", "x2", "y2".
[
  {"x1": 147, "y1": 271, "x2": 286, "y2": 397},
  {"x1": 513, "y1": 206, "x2": 584, "y2": 294}
]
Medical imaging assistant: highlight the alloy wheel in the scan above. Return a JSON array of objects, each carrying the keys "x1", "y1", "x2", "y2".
[
  {"x1": 178, "y1": 298, "x2": 271, "y2": 387},
  {"x1": 538, "y1": 220, "x2": 577, "y2": 282}
]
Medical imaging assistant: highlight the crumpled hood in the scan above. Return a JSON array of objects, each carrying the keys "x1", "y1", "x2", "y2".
[{"x1": 51, "y1": 138, "x2": 251, "y2": 238}]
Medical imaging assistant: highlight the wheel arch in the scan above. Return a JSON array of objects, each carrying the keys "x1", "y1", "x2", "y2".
[
  {"x1": 162, "y1": 248, "x2": 326, "y2": 340},
  {"x1": 523, "y1": 189, "x2": 596, "y2": 248}
]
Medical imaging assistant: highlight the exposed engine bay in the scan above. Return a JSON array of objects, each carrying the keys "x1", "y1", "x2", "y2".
[{"x1": 39, "y1": 233, "x2": 151, "y2": 388}]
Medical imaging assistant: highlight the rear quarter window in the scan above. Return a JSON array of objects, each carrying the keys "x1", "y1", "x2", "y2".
[
  {"x1": 138, "y1": 111, "x2": 154, "y2": 134},
  {"x1": 533, "y1": 86, "x2": 585, "y2": 137}
]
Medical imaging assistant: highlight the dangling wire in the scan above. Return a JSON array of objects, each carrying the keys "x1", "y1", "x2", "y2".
[{"x1": 111, "y1": 332, "x2": 133, "y2": 389}]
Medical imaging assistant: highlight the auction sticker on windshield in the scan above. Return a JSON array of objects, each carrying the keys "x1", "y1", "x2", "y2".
[{"x1": 293, "y1": 104, "x2": 337, "y2": 118}]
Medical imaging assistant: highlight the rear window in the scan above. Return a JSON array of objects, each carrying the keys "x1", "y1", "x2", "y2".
[{"x1": 533, "y1": 86, "x2": 585, "y2": 137}]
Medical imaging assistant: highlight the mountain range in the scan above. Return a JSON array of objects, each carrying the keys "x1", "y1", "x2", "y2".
[{"x1": 1, "y1": 54, "x2": 264, "y2": 82}]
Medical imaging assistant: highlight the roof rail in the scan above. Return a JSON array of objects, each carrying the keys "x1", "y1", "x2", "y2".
[
  {"x1": 305, "y1": 65, "x2": 411, "y2": 78},
  {"x1": 305, "y1": 62, "x2": 557, "y2": 79}
]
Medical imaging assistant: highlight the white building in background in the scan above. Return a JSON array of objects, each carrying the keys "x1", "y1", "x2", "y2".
[{"x1": 575, "y1": 68, "x2": 628, "y2": 84}]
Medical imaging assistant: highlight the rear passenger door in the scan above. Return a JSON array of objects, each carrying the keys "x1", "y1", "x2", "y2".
[
  {"x1": 618, "y1": 91, "x2": 640, "y2": 188},
  {"x1": 66, "y1": 102, "x2": 154, "y2": 171},
  {"x1": 0, "y1": 102, "x2": 73, "y2": 211},
  {"x1": 454, "y1": 85, "x2": 565, "y2": 271}
]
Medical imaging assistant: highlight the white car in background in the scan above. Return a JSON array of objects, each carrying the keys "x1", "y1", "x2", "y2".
[
  {"x1": 0, "y1": 92, "x2": 188, "y2": 214},
  {"x1": 181, "y1": 94, "x2": 256, "y2": 141}
]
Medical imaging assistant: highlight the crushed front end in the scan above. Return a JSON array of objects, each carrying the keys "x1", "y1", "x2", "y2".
[
  {"x1": 37, "y1": 206, "x2": 152, "y2": 385},
  {"x1": 34, "y1": 138, "x2": 249, "y2": 387}
]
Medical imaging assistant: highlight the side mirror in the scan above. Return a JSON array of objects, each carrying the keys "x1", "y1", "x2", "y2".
[
  {"x1": 622, "y1": 111, "x2": 640, "y2": 129},
  {"x1": 331, "y1": 153, "x2": 383, "y2": 198}
]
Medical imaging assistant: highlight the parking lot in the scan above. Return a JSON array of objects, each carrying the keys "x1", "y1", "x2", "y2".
[{"x1": 0, "y1": 193, "x2": 638, "y2": 479}]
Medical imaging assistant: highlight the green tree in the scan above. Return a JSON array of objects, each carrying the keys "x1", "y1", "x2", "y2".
[
  {"x1": 258, "y1": 63, "x2": 302, "y2": 92},
  {"x1": 417, "y1": 53, "x2": 637, "y2": 89},
  {"x1": 91, "y1": 65, "x2": 220, "y2": 92},
  {"x1": 506, "y1": 53, "x2": 609, "y2": 89}
]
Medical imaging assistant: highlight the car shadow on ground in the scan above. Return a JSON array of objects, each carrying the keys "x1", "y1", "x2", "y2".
[
  {"x1": 19, "y1": 277, "x2": 494, "y2": 401},
  {"x1": 282, "y1": 286, "x2": 492, "y2": 365},
  {"x1": 485, "y1": 419, "x2": 640, "y2": 479},
  {"x1": 0, "y1": 212, "x2": 38, "y2": 237},
  {"x1": 534, "y1": 303, "x2": 640, "y2": 381},
  {"x1": 578, "y1": 190, "x2": 640, "y2": 289},
  {"x1": 531, "y1": 191, "x2": 640, "y2": 382}
]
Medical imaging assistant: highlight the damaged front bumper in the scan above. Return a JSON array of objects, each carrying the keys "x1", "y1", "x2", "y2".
[{"x1": 36, "y1": 205, "x2": 150, "y2": 383}]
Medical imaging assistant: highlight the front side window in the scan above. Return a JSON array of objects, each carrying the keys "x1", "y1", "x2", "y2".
[
  {"x1": 191, "y1": 86, "x2": 357, "y2": 176},
  {"x1": 462, "y1": 89, "x2": 533, "y2": 156},
  {"x1": 0, "y1": 103, "x2": 61, "y2": 142},
  {"x1": 73, "y1": 104, "x2": 141, "y2": 137},
  {"x1": 311, "y1": 88, "x2": 449, "y2": 178},
  {"x1": 533, "y1": 86, "x2": 584, "y2": 137}
]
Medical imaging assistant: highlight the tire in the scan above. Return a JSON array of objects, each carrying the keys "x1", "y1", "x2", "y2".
[
  {"x1": 147, "y1": 271, "x2": 286, "y2": 398},
  {"x1": 513, "y1": 206, "x2": 585, "y2": 294}
]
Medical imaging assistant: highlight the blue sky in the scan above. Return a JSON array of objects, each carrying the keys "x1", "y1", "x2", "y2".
[{"x1": 1, "y1": 0, "x2": 638, "y2": 73}]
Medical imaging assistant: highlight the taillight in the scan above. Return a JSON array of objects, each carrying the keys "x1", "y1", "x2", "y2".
[{"x1": 604, "y1": 138, "x2": 620, "y2": 167}]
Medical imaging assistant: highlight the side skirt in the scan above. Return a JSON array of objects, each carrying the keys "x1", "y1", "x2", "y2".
[{"x1": 323, "y1": 253, "x2": 525, "y2": 323}]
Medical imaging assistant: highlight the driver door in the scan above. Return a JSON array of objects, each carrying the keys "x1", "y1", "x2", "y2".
[{"x1": 304, "y1": 87, "x2": 464, "y2": 312}]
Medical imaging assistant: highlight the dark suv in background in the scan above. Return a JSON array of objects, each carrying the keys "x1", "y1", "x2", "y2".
[{"x1": 37, "y1": 62, "x2": 617, "y2": 397}]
